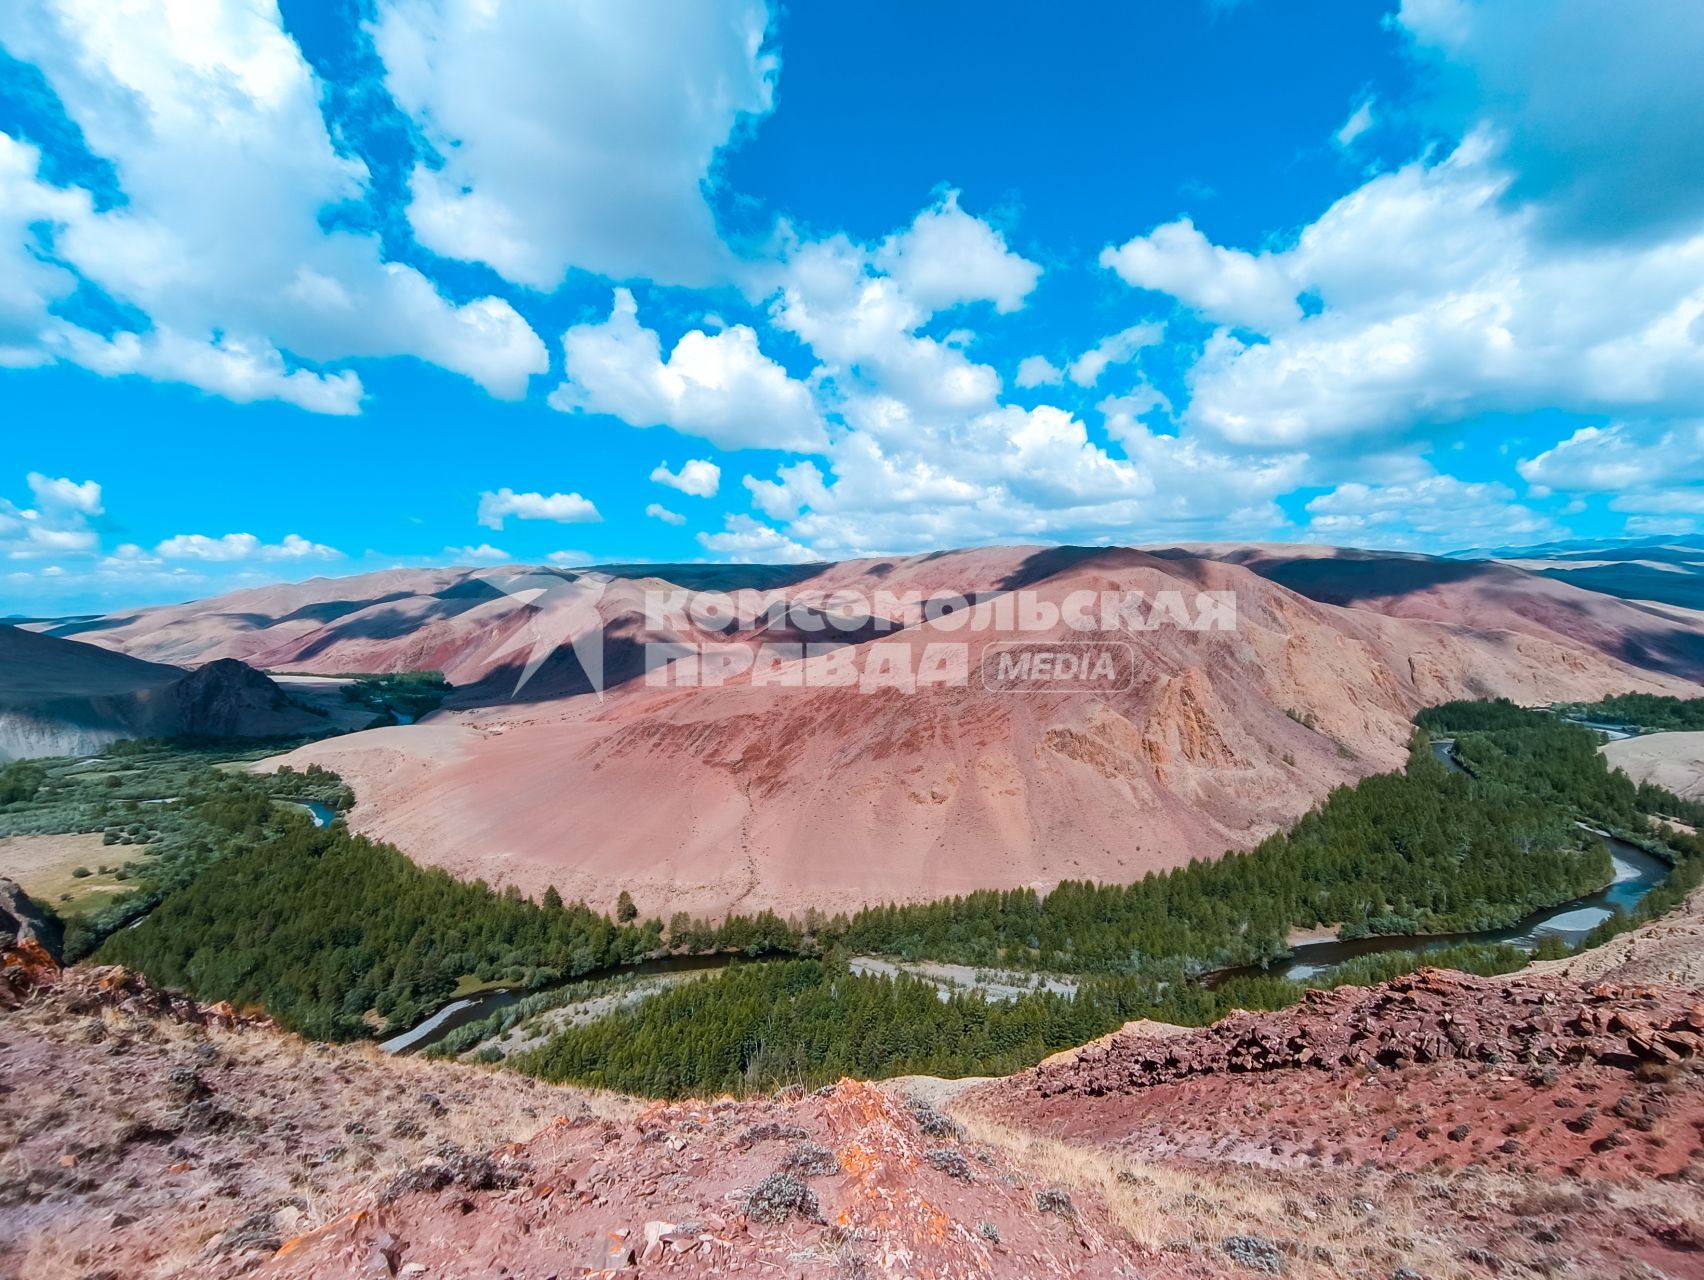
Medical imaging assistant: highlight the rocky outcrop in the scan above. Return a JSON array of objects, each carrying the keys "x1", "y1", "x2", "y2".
[
  {"x1": 0, "y1": 962, "x2": 614, "y2": 1280},
  {"x1": 159, "y1": 657, "x2": 325, "y2": 739},
  {"x1": 0, "y1": 711, "x2": 126, "y2": 761},
  {"x1": 0, "y1": 928, "x2": 277, "y2": 1026},
  {"x1": 968, "y1": 966, "x2": 1704, "y2": 1203},
  {"x1": 2, "y1": 958, "x2": 1146, "y2": 1280},
  {"x1": 261, "y1": 1080, "x2": 1140, "y2": 1279},
  {"x1": 40, "y1": 963, "x2": 273, "y2": 1032},
  {"x1": 1148, "y1": 666, "x2": 1241, "y2": 768},
  {"x1": 0, "y1": 878, "x2": 62, "y2": 1007},
  {"x1": 0, "y1": 877, "x2": 61, "y2": 962},
  {"x1": 9, "y1": 958, "x2": 1704, "y2": 1278},
  {"x1": 1022, "y1": 970, "x2": 1704, "y2": 1097}
]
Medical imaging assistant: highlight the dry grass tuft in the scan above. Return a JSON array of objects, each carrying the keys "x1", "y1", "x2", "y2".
[{"x1": 949, "y1": 1106, "x2": 1546, "y2": 1279}]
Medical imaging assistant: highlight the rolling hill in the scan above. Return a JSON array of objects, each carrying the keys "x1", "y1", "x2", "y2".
[{"x1": 48, "y1": 544, "x2": 1700, "y2": 918}]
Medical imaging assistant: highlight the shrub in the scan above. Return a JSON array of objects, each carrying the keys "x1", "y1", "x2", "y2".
[
  {"x1": 744, "y1": 1172, "x2": 819, "y2": 1225},
  {"x1": 1034, "y1": 1188, "x2": 1074, "y2": 1218},
  {"x1": 925, "y1": 1147, "x2": 973, "y2": 1182}
]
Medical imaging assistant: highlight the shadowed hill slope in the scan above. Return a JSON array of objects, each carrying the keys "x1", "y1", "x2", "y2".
[{"x1": 0, "y1": 625, "x2": 323, "y2": 758}]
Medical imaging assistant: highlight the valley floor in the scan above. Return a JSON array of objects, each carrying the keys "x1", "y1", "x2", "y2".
[{"x1": 0, "y1": 831, "x2": 127, "y2": 915}]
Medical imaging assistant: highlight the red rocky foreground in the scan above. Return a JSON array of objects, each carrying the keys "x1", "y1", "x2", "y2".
[
  {"x1": 9, "y1": 950, "x2": 1704, "y2": 1278},
  {"x1": 2, "y1": 955, "x2": 1146, "y2": 1279},
  {"x1": 972, "y1": 970, "x2": 1704, "y2": 1181},
  {"x1": 967, "y1": 969, "x2": 1704, "y2": 1277},
  {"x1": 260, "y1": 1081, "x2": 1143, "y2": 1279},
  {"x1": 1021, "y1": 970, "x2": 1704, "y2": 1099}
]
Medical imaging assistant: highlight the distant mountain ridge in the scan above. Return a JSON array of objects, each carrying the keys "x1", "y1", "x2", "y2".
[
  {"x1": 0, "y1": 625, "x2": 324, "y2": 760},
  {"x1": 54, "y1": 542, "x2": 1704, "y2": 685},
  {"x1": 33, "y1": 542, "x2": 1702, "y2": 916},
  {"x1": 1444, "y1": 534, "x2": 1704, "y2": 611},
  {"x1": 1194, "y1": 543, "x2": 1704, "y2": 681}
]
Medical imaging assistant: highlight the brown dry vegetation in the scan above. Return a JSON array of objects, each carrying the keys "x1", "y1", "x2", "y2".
[{"x1": 949, "y1": 1106, "x2": 1704, "y2": 1280}]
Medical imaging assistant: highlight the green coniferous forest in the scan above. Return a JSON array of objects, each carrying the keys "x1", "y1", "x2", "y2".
[
  {"x1": 511, "y1": 944, "x2": 1535, "y2": 1097},
  {"x1": 0, "y1": 739, "x2": 351, "y2": 959},
  {"x1": 1559, "y1": 693, "x2": 1704, "y2": 732},
  {"x1": 827, "y1": 709, "x2": 1648, "y2": 971},
  {"x1": 93, "y1": 816, "x2": 795, "y2": 1040}
]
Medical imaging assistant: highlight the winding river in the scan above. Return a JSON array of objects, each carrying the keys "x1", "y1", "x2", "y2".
[
  {"x1": 377, "y1": 953, "x2": 735, "y2": 1054},
  {"x1": 1210, "y1": 828, "x2": 1668, "y2": 986},
  {"x1": 296, "y1": 800, "x2": 337, "y2": 828},
  {"x1": 380, "y1": 727, "x2": 1678, "y2": 1054},
  {"x1": 1204, "y1": 730, "x2": 1669, "y2": 982},
  {"x1": 387, "y1": 831, "x2": 1673, "y2": 1054}
]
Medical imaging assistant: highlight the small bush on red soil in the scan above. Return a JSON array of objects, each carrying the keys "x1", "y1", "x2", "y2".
[{"x1": 744, "y1": 1172, "x2": 820, "y2": 1225}]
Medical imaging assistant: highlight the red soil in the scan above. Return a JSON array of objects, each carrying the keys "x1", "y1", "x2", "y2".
[
  {"x1": 975, "y1": 970, "x2": 1704, "y2": 1176},
  {"x1": 265, "y1": 549, "x2": 1696, "y2": 919},
  {"x1": 968, "y1": 968, "x2": 1704, "y2": 1278},
  {"x1": 9, "y1": 948, "x2": 1704, "y2": 1278},
  {"x1": 261, "y1": 1081, "x2": 1143, "y2": 1279}
]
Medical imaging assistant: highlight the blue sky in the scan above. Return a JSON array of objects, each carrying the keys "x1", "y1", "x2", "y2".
[{"x1": 2, "y1": 0, "x2": 1703, "y2": 614}]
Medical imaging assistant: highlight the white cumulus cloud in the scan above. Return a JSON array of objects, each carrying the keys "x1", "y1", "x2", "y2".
[
  {"x1": 26, "y1": 472, "x2": 103, "y2": 517},
  {"x1": 1066, "y1": 323, "x2": 1164, "y2": 387},
  {"x1": 444, "y1": 544, "x2": 511, "y2": 564},
  {"x1": 1305, "y1": 474, "x2": 1555, "y2": 549},
  {"x1": 1, "y1": 473, "x2": 103, "y2": 560},
  {"x1": 871, "y1": 189, "x2": 1041, "y2": 314},
  {"x1": 0, "y1": 1, "x2": 547, "y2": 411},
  {"x1": 1014, "y1": 356, "x2": 1063, "y2": 388},
  {"x1": 1334, "y1": 97, "x2": 1376, "y2": 150},
  {"x1": 155, "y1": 532, "x2": 342, "y2": 562},
  {"x1": 770, "y1": 234, "x2": 1000, "y2": 422},
  {"x1": 551, "y1": 290, "x2": 826, "y2": 452},
  {"x1": 1100, "y1": 217, "x2": 1300, "y2": 332},
  {"x1": 477, "y1": 488, "x2": 602, "y2": 531},
  {"x1": 739, "y1": 198, "x2": 1308, "y2": 559},
  {"x1": 1396, "y1": 0, "x2": 1704, "y2": 239},
  {"x1": 1517, "y1": 420, "x2": 1704, "y2": 524},
  {"x1": 696, "y1": 514, "x2": 817, "y2": 563},
  {"x1": 650, "y1": 459, "x2": 721, "y2": 498},
  {"x1": 1119, "y1": 137, "x2": 1704, "y2": 449},
  {"x1": 372, "y1": 0, "x2": 776, "y2": 289}
]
